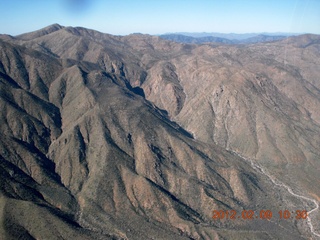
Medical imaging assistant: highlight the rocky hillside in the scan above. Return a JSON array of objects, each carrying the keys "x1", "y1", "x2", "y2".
[{"x1": 0, "y1": 24, "x2": 319, "y2": 239}]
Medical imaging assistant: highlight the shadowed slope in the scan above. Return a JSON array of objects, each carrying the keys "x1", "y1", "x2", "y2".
[{"x1": 0, "y1": 25, "x2": 318, "y2": 239}]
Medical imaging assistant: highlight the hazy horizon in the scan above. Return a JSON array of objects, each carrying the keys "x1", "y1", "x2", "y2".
[
  {"x1": 1, "y1": 0, "x2": 319, "y2": 36},
  {"x1": 13, "y1": 23, "x2": 306, "y2": 38}
]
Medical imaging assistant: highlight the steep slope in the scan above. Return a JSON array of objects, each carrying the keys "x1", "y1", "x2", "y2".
[
  {"x1": 131, "y1": 34, "x2": 320, "y2": 236},
  {"x1": 131, "y1": 34, "x2": 320, "y2": 197},
  {"x1": 0, "y1": 39, "x2": 109, "y2": 239},
  {"x1": 0, "y1": 25, "x2": 319, "y2": 239}
]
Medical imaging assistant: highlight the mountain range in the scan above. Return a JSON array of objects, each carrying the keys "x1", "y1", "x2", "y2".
[
  {"x1": 0, "y1": 24, "x2": 319, "y2": 239},
  {"x1": 163, "y1": 32, "x2": 300, "y2": 39},
  {"x1": 159, "y1": 33, "x2": 289, "y2": 44}
]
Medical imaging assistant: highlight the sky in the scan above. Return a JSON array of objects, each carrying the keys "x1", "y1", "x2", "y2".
[{"x1": 0, "y1": 0, "x2": 319, "y2": 36}]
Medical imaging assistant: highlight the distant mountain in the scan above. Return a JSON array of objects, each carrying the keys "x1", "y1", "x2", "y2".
[
  {"x1": 168, "y1": 32, "x2": 300, "y2": 40},
  {"x1": 238, "y1": 34, "x2": 288, "y2": 43},
  {"x1": 160, "y1": 33, "x2": 289, "y2": 44},
  {"x1": 0, "y1": 24, "x2": 320, "y2": 239},
  {"x1": 160, "y1": 34, "x2": 234, "y2": 44}
]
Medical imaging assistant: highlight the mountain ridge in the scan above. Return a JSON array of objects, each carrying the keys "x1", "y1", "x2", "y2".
[
  {"x1": 0, "y1": 24, "x2": 319, "y2": 239},
  {"x1": 162, "y1": 31, "x2": 301, "y2": 40},
  {"x1": 159, "y1": 33, "x2": 289, "y2": 44}
]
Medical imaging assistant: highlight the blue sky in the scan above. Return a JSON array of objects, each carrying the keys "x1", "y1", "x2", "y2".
[{"x1": 1, "y1": 0, "x2": 319, "y2": 35}]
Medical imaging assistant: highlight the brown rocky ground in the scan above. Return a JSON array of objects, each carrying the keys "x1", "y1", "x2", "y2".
[{"x1": 0, "y1": 24, "x2": 319, "y2": 239}]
